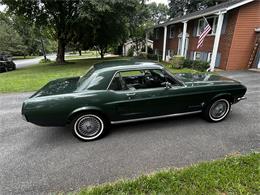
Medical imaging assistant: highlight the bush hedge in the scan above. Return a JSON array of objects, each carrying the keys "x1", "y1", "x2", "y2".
[
  {"x1": 170, "y1": 56, "x2": 209, "y2": 71},
  {"x1": 147, "y1": 54, "x2": 162, "y2": 61}
]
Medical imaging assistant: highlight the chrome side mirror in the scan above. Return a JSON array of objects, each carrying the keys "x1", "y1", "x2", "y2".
[{"x1": 165, "y1": 82, "x2": 172, "y2": 89}]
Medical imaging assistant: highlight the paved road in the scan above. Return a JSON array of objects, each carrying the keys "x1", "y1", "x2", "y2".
[
  {"x1": 13, "y1": 54, "x2": 56, "y2": 69},
  {"x1": 0, "y1": 71, "x2": 259, "y2": 195}
]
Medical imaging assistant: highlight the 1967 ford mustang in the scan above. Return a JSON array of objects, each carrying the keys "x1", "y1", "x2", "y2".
[{"x1": 22, "y1": 60, "x2": 247, "y2": 141}]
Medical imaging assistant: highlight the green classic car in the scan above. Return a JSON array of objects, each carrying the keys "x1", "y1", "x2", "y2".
[{"x1": 22, "y1": 60, "x2": 247, "y2": 141}]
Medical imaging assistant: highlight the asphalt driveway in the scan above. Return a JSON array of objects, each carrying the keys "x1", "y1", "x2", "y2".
[{"x1": 0, "y1": 71, "x2": 259, "y2": 194}]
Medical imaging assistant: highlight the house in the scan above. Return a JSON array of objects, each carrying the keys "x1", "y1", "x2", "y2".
[
  {"x1": 122, "y1": 39, "x2": 153, "y2": 56},
  {"x1": 150, "y1": 0, "x2": 260, "y2": 70}
]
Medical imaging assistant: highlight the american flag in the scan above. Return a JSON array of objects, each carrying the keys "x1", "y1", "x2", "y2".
[{"x1": 197, "y1": 18, "x2": 212, "y2": 49}]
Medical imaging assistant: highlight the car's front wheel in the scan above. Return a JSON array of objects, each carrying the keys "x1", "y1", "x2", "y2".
[
  {"x1": 204, "y1": 98, "x2": 231, "y2": 122},
  {"x1": 72, "y1": 113, "x2": 106, "y2": 141}
]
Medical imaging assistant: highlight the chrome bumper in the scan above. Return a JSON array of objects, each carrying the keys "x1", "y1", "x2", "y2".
[{"x1": 237, "y1": 96, "x2": 247, "y2": 101}]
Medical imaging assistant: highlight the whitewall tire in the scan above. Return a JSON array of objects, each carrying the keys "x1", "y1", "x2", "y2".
[
  {"x1": 204, "y1": 98, "x2": 231, "y2": 122},
  {"x1": 72, "y1": 114, "x2": 106, "y2": 141}
]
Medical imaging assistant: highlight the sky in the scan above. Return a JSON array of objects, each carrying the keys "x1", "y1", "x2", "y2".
[
  {"x1": 0, "y1": 0, "x2": 169, "y2": 12},
  {"x1": 148, "y1": 0, "x2": 169, "y2": 5},
  {"x1": 0, "y1": 4, "x2": 5, "y2": 12}
]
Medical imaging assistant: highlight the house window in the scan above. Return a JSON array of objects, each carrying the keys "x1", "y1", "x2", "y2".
[
  {"x1": 197, "y1": 16, "x2": 218, "y2": 36},
  {"x1": 207, "y1": 52, "x2": 212, "y2": 62},
  {"x1": 167, "y1": 49, "x2": 174, "y2": 57},
  {"x1": 193, "y1": 51, "x2": 201, "y2": 60},
  {"x1": 154, "y1": 48, "x2": 159, "y2": 55},
  {"x1": 169, "y1": 26, "x2": 174, "y2": 38},
  {"x1": 155, "y1": 28, "x2": 160, "y2": 40}
]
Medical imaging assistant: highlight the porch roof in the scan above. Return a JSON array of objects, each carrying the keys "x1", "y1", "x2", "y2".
[{"x1": 153, "y1": 0, "x2": 255, "y2": 28}]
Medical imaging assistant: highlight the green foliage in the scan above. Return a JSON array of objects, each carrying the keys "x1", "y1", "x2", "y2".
[
  {"x1": 169, "y1": 0, "x2": 227, "y2": 18},
  {"x1": 170, "y1": 55, "x2": 185, "y2": 69},
  {"x1": 0, "y1": 12, "x2": 57, "y2": 56},
  {"x1": 183, "y1": 59, "x2": 209, "y2": 71},
  {"x1": 147, "y1": 54, "x2": 161, "y2": 61},
  {"x1": 127, "y1": 47, "x2": 134, "y2": 57},
  {"x1": 147, "y1": 2, "x2": 169, "y2": 25},
  {"x1": 77, "y1": 153, "x2": 260, "y2": 195},
  {"x1": 128, "y1": 2, "x2": 169, "y2": 56},
  {"x1": 136, "y1": 52, "x2": 148, "y2": 59},
  {"x1": 39, "y1": 58, "x2": 51, "y2": 63}
]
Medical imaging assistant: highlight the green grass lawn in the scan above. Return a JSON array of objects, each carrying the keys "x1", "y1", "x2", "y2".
[
  {"x1": 0, "y1": 57, "x2": 200, "y2": 93},
  {"x1": 76, "y1": 153, "x2": 259, "y2": 195},
  {"x1": 65, "y1": 51, "x2": 100, "y2": 60}
]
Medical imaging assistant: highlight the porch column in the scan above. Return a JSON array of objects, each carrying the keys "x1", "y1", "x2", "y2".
[
  {"x1": 180, "y1": 21, "x2": 187, "y2": 57},
  {"x1": 122, "y1": 45, "x2": 125, "y2": 56},
  {"x1": 145, "y1": 31, "x2": 148, "y2": 53},
  {"x1": 162, "y1": 25, "x2": 167, "y2": 61},
  {"x1": 209, "y1": 11, "x2": 225, "y2": 71}
]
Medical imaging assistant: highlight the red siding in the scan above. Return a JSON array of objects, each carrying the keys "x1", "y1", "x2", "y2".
[
  {"x1": 153, "y1": 0, "x2": 259, "y2": 70},
  {"x1": 153, "y1": 27, "x2": 164, "y2": 54},
  {"x1": 227, "y1": 0, "x2": 260, "y2": 70}
]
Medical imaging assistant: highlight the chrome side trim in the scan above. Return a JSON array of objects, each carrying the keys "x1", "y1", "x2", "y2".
[
  {"x1": 111, "y1": 110, "x2": 202, "y2": 124},
  {"x1": 237, "y1": 96, "x2": 246, "y2": 101}
]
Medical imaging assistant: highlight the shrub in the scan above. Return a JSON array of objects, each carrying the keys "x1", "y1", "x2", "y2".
[
  {"x1": 183, "y1": 59, "x2": 193, "y2": 68},
  {"x1": 147, "y1": 54, "x2": 162, "y2": 61},
  {"x1": 127, "y1": 47, "x2": 134, "y2": 57},
  {"x1": 136, "y1": 52, "x2": 148, "y2": 59},
  {"x1": 39, "y1": 58, "x2": 51, "y2": 63},
  {"x1": 170, "y1": 55, "x2": 185, "y2": 69},
  {"x1": 192, "y1": 60, "x2": 209, "y2": 71}
]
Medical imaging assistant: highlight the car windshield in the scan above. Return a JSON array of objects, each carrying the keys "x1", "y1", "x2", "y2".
[{"x1": 77, "y1": 66, "x2": 95, "y2": 88}]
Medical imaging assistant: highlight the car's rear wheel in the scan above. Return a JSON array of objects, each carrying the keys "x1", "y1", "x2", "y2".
[
  {"x1": 204, "y1": 98, "x2": 231, "y2": 122},
  {"x1": 72, "y1": 113, "x2": 106, "y2": 141}
]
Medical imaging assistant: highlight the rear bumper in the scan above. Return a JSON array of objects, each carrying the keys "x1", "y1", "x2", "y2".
[{"x1": 21, "y1": 114, "x2": 27, "y2": 121}]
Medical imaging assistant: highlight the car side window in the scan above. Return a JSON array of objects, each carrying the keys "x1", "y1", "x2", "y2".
[
  {"x1": 164, "y1": 70, "x2": 183, "y2": 86},
  {"x1": 110, "y1": 69, "x2": 168, "y2": 91},
  {"x1": 109, "y1": 73, "x2": 123, "y2": 91}
]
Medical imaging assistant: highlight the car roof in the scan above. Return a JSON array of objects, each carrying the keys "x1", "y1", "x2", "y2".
[{"x1": 93, "y1": 59, "x2": 164, "y2": 72}]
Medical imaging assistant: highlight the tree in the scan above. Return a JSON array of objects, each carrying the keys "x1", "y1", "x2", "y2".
[
  {"x1": 169, "y1": 0, "x2": 227, "y2": 18},
  {"x1": 128, "y1": 1, "x2": 169, "y2": 55},
  {"x1": 1, "y1": 0, "x2": 81, "y2": 64},
  {"x1": 147, "y1": 2, "x2": 169, "y2": 25},
  {"x1": 0, "y1": 12, "x2": 56, "y2": 57},
  {"x1": 0, "y1": 14, "x2": 25, "y2": 55},
  {"x1": 79, "y1": 0, "x2": 138, "y2": 59}
]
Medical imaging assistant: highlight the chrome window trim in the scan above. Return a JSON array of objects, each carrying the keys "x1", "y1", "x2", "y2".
[
  {"x1": 106, "y1": 67, "x2": 185, "y2": 90},
  {"x1": 111, "y1": 110, "x2": 202, "y2": 124}
]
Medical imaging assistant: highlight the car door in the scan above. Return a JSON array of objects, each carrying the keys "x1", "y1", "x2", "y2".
[
  {"x1": 107, "y1": 69, "x2": 171, "y2": 121},
  {"x1": 161, "y1": 71, "x2": 205, "y2": 114}
]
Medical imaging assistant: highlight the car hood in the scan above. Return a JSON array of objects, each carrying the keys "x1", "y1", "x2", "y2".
[
  {"x1": 30, "y1": 77, "x2": 80, "y2": 98},
  {"x1": 175, "y1": 73, "x2": 240, "y2": 87}
]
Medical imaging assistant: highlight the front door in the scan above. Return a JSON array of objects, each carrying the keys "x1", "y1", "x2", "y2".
[
  {"x1": 107, "y1": 69, "x2": 171, "y2": 121},
  {"x1": 177, "y1": 33, "x2": 189, "y2": 57}
]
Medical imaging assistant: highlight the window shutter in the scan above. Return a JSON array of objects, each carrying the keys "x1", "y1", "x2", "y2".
[
  {"x1": 190, "y1": 51, "x2": 194, "y2": 60},
  {"x1": 215, "y1": 53, "x2": 221, "y2": 67},
  {"x1": 193, "y1": 21, "x2": 198, "y2": 36},
  {"x1": 201, "y1": 52, "x2": 208, "y2": 61},
  {"x1": 221, "y1": 14, "x2": 228, "y2": 34}
]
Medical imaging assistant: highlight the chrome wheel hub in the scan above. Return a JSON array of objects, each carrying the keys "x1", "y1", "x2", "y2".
[
  {"x1": 210, "y1": 100, "x2": 229, "y2": 120},
  {"x1": 77, "y1": 116, "x2": 101, "y2": 137}
]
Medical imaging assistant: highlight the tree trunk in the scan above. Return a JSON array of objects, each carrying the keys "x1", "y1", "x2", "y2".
[
  {"x1": 100, "y1": 49, "x2": 104, "y2": 59},
  {"x1": 56, "y1": 38, "x2": 66, "y2": 64},
  {"x1": 79, "y1": 49, "x2": 82, "y2": 56}
]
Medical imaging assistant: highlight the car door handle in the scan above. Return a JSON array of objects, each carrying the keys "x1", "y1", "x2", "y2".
[{"x1": 126, "y1": 92, "x2": 136, "y2": 96}]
